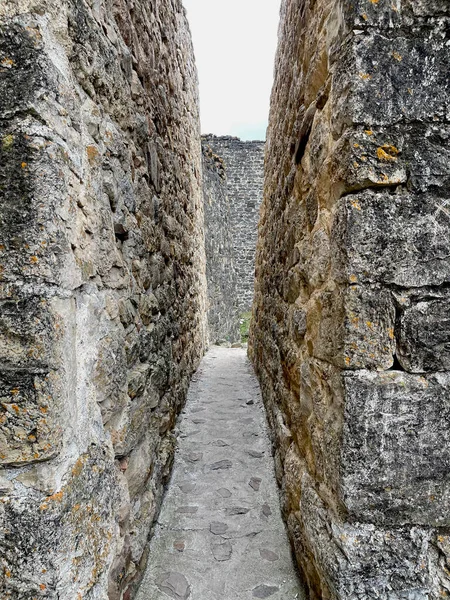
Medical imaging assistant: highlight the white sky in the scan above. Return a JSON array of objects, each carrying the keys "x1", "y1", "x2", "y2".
[{"x1": 182, "y1": 0, "x2": 282, "y2": 141}]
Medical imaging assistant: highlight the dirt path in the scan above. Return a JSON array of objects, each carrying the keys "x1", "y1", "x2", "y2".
[{"x1": 135, "y1": 346, "x2": 305, "y2": 600}]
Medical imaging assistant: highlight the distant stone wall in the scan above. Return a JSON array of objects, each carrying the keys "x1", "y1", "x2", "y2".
[
  {"x1": 202, "y1": 135, "x2": 264, "y2": 314},
  {"x1": 0, "y1": 1, "x2": 207, "y2": 598},
  {"x1": 250, "y1": 0, "x2": 450, "y2": 598},
  {"x1": 202, "y1": 143, "x2": 240, "y2": 344}
]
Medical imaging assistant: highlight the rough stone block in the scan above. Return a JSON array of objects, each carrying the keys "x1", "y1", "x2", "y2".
[
  {"x1": 342, "y1": 370, "x2": 450, "y2": 527},
  {"x1": 296, "y1": 477, "x2": 445, "y2": 600},
  {"x1": 396, "y1": 291, "x2": 450, "y2": 373},
  {"x1": 309, "y1": 284, "x2": 395, "y2": 370},
  {"x1": 333, "y1": 190, "x2": 450, "y2": 287},
  {"x1": 0, "y1": 368, "x2": 61, "y2": 466}
]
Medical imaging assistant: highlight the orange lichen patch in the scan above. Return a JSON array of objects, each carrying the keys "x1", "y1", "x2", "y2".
[
  {"x1": 5, "y1": 568, "x2": 12, "y2": 578},
  {"x1": 1, "y1": 57, "x2": 14, "y2": 68},
  {"x1": 21, "y1": 162, "x2": 27, "y2": 169},
  {"x1": 388, "y1": 328, "x2": 395, "y2": 340},
  {"x1": 368, "y1": 0, "x2": 379, "y2": 4},
  {"x1": 354, "y1": 143, "x2": 360, "y2": 148},
  {"x1": 10, "y1": 388, "x2": 20, "y2": 396},
  {"x1": 360, "y1": 155, "x2": 367, "y2": 162},
  {"x1": 392, "y1": 51, "x2": 403, "y2": 62},
  {"x1": 0, "y1": 245, "x2": 4, "y2": 251},
  {"x1": 11, "y1": 404, "x2": 20, "y2": 414},
  {"x1": 351, "y1": 200, "x2": 362, "y2": 211},
  {"x1": 353, "y1": 161, "x2": 359, "y2": 169},
  {"x1": 359, "y1": 72, "x2": 372, "y2": 80},
  {"x1": 350, "y1": 274, "x2": 358, "y2": 283},
  {"x1": 39, "y1": 406, "x2": 48, "y2": 414},
  {"x1": 377, "y1": 144, "x2": 399, "y2": 162},
  {"x1": 345, "y1": 357, "x2": 351, "y2": 366},
  {"x1": 28, "y1": 434, "x2": 37, "y2": 442},
  {"x1": 39, "y1": 584, "x2": 46, "y2": 591},
  {"x1": 72, "y1": 504, "x2": 82, "y2": 512},
  {"x1": 71, "y1": 455, "x2": 86, "y2": 477},
  {"x1": 366, "y1": 321, "x2": 373, "y2": 329},
  {"x1": 86, "y1": 145, "x2": 99, "y2": 163},
  {"x1": 362, "y1": 13, "x2": 368, "y2": 20},
  {"x1": 48, "y1": 490, "x2": 64, "y2": 502},
  {"x1": 30, "y1": 255, "x2": 39, "y2": 263},
  {"x1": 365, "y1": 129, "x2": 374, "y2": 136}
]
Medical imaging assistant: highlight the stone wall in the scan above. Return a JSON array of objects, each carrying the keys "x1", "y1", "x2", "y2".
[
  {"x1": 202, "y1": 135, "x2": 264, "y2": 314},
  {"x1": 0, "y1": 1, "x2": 207, "y2": 598},
  {"x1": 250, "y1": 0, "x2": 450, "y2": 598},
  {"x1": 202, "y1": 143, "x2": 240, "y2": 344}
]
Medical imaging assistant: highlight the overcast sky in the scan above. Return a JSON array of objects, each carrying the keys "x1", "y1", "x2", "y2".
[{"x1": 183, "y1": 0, "x2": 281, "y2": 141}]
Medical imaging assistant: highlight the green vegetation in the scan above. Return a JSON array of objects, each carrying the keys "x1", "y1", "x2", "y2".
[{"x1": 240, "y1": 312, "x2": 252, "y2": 343}]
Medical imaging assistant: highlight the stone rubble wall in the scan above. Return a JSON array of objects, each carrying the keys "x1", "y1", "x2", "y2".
[
  {"x1": 201, "y1": 143, "x2": 240, "y2": 344},
  {"x1": 0, "y1": 1, "x2": 207, "y2": 598},
  {"x1": 202, "y1": 135, "x2": 265, "y2": 314},
  {"x1": 249, "y1": 0, "x2": 450, "y2": 598}
]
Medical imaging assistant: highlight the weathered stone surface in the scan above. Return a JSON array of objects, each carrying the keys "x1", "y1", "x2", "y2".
[
  {"x1": 202, "y1": 143, "x2": 240, "y2": 344},
  {"x1": 203, "y1": 135, "x2": 265, "y2": 314},
  {"x1": 342, "y1": 370, "x2": 450, "y2": 527},
  {"x1": 0, "y1": 0, "x2": 207, "y2": 598},
  {"x1": 250, "y1": 0, "x2": 450, "y2": 598}
]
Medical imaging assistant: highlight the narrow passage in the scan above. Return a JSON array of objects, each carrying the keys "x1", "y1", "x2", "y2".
[{"x1": 136, "y1": 347, "x2": 305, "y2": 600}]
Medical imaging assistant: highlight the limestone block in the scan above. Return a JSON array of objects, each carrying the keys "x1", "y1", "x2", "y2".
[
  {"x1": 308, "y1": 284, "x2": 395, "y2": 370},
  {"x1": 296, "y1": 477, "x2": 447, "y2": 600},
  {"x1": 396, "y1": 292, "x2": 450, "y2": 373},
  {"x1": 333, "y1": 190, "x2": 450, "y2": 287},
  {"x1": 342, "y1": 370, "x2": 450, "y2": 527}
]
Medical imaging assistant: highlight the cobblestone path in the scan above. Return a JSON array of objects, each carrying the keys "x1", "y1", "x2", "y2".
[{"x1": 136, "y1": 346, "x2": 305, "y2": 600}]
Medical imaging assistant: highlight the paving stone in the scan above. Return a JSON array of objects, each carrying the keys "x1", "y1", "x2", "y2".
[
  {"x1": 136, "y1": 348, "x2": 304, "y2": 599},
  {"x1": 226, "y1": 507, "x2": 250, "y2": 516},
  {"x1": 248, "y1": 450, "x2": 264, "y2": 458},
  {"x1": 253, "y1": 584, "x2": 280, "y2": 598},
  {"x1": 156, "y1": 572, "x2": 190, "y2": 600},
  {"x1": 249, "y1": 477, "x2": 262, "y2": 491},
  {"x1": 178, "y1": 482, "x2": 196, "y2": 494},
  {"x1": 210, "y1": 522, "x2": 229, "y2": 535},
  {"x1": 209, "y1": 459, "x2": 233, "y2": 470},
  {"x1": 211, "y1": 540, "x2": 233, "y2": 561},
  {"x1": 260, "y1": 549, "x2": 279, "y2": 562},
  {"x1": 185, "y1": 452, "x2": 203, "y2": 463},
  {"x1": 173, "y1": 540, "x2": 185, "y2": 552}
]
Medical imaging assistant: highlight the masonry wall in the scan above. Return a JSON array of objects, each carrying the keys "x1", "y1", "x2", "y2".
[
  {"x1": 202, "y1": 143, "x2": 240, "y2": 344},
  {"x1": 202, "y1": 135, "x2": 264, "y2": 314},
  {"x1": 250, "y1": 0, "x2": 450, "y2": 598},
  {"x1": 0, "y1": 1, "x2": 207, "y2": 598}
]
